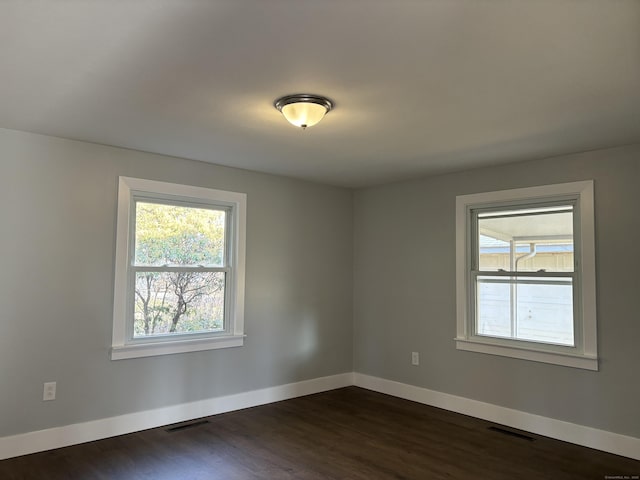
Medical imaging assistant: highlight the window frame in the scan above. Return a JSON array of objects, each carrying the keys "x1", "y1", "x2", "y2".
[
  {"x1": 111, "y1": 177, "x2": 246, "y2": 360},
  {"x1": 455, "y1": 181, "x2": 597, "y2": 370}
]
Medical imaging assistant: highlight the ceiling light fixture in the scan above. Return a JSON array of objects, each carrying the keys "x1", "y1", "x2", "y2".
[{"x1": 274, "y1": 94, "x2": 333, "y2": 129}]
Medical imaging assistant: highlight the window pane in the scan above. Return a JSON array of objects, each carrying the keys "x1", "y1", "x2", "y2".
[
  {"x1": 477, "y1": 276, "x2": 574, "y2": 346},
  {"x1": 478, "y1": 207, "x2": 574, "y2": 273},
  {"x1": 478, "y1": 235, "x2": 511, "y2": 272},
  {"x1": 134, "y1": 202, "x2": 226, "y2": 267},
  {"x1": 515, "y1": 278, "x2": 574, "y2": 346},
  {"x1": 133, "y1": 271, "x2": 225, "y2": 337},
  {"x1": 476, "y1": 276, "x2": 512, "y2": 339}
]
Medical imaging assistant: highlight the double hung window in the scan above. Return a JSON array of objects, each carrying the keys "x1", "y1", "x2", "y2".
[
  {"x1": 455, "y1": 181, "x2": 597, "y2": 370},
  {"x1": 111, "y1": 177, "x2": 246, "y2": 360}
]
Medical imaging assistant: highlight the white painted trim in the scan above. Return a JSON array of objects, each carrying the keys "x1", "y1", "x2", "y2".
[
  {"x1": 110, "y1": 334, "x2": 245, "y2": 360},
  {"x1": 454, "y1": 338, "x2": 598, "y2": 371},
  {"x1": 455, "y1": 180, "x2": 598, "y2": 370},
  {"x1": 0, "y1": 373, "x2": 354, "y2": 461},
  {"x1": 2, "y1": 372, "x2": 638, "y2": 462},
  {"x1": 353, "y1": 373, "x2": 640, "y2": 461},
  {"x1": 111, "y1": 176, "x2": 247, "y2": 360}
]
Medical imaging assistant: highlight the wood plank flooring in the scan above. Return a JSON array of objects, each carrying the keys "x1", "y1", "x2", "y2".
[{"x1": 1, "y1": 387, "x2": 638, "y2": 479}]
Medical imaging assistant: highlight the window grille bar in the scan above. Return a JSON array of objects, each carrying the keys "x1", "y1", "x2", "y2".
[
  {"x1": 476, "y1": 278, "x2": 573, "y2": 286},
  {"x1": 473, "y1": 270, "x2": 575, "y2": 278},
  {"x1": 132, "y1": 266, "x2": 229, "y2": 273}
]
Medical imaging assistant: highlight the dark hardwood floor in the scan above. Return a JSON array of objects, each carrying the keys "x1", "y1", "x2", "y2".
[{"x1": 1, "y1": 387, "x2": 638, "y2": 479}]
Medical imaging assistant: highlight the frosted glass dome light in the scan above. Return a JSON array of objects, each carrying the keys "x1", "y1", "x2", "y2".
[{"x1": 274, "y1": 94, "x2": 334, "y2": 129}]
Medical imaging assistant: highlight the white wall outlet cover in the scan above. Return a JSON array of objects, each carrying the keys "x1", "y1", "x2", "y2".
[{"x1": 43, "y1": 382, "x2": 56, "y2": 401}]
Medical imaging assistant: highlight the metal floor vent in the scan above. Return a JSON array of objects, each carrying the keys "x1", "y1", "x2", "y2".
[
  {"x1": 166, "y1": 420, "x2": 210, "y2": 433},
  {"x1": 488, "y1": 426, "x2": 535, "y2": 441}
]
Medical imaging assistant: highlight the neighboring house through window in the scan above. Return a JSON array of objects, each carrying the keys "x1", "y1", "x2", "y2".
[
  {"x1": 455, "y1": 181, "x2": 597, "y2": 370},
  {"x1": 111, "y1": 177, "x2": 246, "y2": 360}
]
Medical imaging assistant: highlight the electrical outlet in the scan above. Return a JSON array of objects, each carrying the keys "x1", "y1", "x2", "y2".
[
  {"x1": 411, "y1": 352, "x2": 419, "y2": 366},
  {"x1": 43, "y1": 382, "x2": 56, "y2": 401}
]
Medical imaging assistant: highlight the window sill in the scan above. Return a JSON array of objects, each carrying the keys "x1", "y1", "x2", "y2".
[
  {"x1": 111, "y1": 334, "x2": 245, "y2": 360},
  {"x1": 455, "y1": 338, "x2": 598, "y2": 371}
]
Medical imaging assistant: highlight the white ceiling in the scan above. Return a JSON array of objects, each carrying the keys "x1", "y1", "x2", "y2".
[{"x1": 1, "y1": 0, "x2": 639, "y2": 188}]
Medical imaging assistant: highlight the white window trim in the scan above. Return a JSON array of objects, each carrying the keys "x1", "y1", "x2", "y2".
[
  {"x1": 111, "y1": 177, "x2": 246, "y2": 360},
  {"x1": 455, "y1": 181, "x2": 597, "y2": 370}
]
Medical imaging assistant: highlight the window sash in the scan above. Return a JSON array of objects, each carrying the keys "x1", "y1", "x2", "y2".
[
  {"x1": 131, "y1": 198, "x2": 232, "y2": 269},
  {"x1": 467, "y1": 195, "x2": 583, "y2": 353},
  {"x1": 126, "y1": 197, "x2": 235, "y2": 343},
  {"x1": 471, "y1": 200, "x2": 578, "y2": 274},
  {"x1": 128, "y1": 267, "x2": 232, "y2": 337},
  {"x1": 472, "y1": 273, "x2": 576, "y2": 347}
]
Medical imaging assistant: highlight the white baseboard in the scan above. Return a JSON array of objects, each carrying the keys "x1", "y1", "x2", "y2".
[
  {"x1": 2, "y1": 371, "x2": 638, "y2": 462},
  {"x1": 353, "y1": 373, "x2": 640, "y2": 461},
  {"x1": 0, "y1": 372, "x2": 354, "y2": 461}
]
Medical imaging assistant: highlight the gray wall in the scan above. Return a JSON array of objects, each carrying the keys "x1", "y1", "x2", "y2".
[
  {"x1": 2, "y1": 126, "x2": 638, "y2": 442},
  {"x1": 353, "y1": 145, "x2": 640, "y2": 438},
  {"x1": 0, "y1": 128, "x2": 354, "y2": 437}
]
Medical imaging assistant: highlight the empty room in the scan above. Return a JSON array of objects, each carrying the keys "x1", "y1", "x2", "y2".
[{"x1": 1, "y1": 1, "x2": 639, "y2": 479}]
